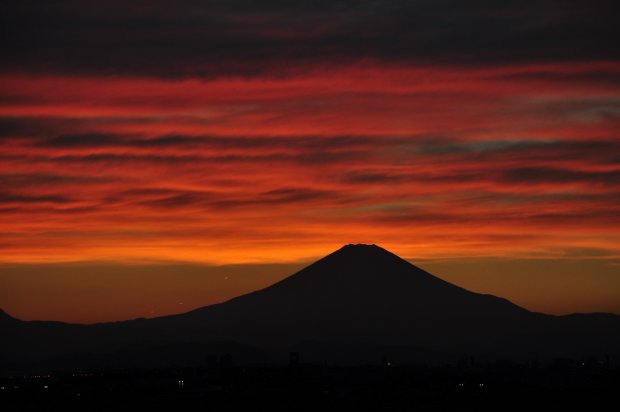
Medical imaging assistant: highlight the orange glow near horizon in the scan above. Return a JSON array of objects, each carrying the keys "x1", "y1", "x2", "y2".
[{"x1": 1, "y1": 61, "x2": 620, "y2": 321}]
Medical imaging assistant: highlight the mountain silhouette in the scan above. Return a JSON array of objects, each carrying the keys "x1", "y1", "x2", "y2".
[{"x1": 2, "y1": 244, "x2": 620, "y2": 368}]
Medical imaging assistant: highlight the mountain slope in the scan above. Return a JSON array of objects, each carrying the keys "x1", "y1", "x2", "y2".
[
  {"x1": 2, "y1": 244, "x2": 620, "y2": 368},
  {"x1": 173, "y1": 244, "x2": 534, "y2": 345}
]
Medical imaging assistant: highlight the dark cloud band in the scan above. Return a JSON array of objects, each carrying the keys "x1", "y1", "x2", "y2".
[{"x1": 2, "y1": 0, "x2": 618, "y2": 78}]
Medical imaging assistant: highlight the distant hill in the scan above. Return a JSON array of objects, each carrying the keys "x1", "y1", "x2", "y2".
[{"x1": 2, "y1": 244, "x2": 620, "y2": 370}]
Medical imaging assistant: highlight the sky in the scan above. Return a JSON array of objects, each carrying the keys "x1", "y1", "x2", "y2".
[{"x1": 1, "y1": 0, "x2": 619, "y2": 323}]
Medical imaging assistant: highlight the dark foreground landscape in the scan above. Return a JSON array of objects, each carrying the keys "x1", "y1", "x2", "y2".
[
  {"x1": 2, "y1": 245, "x2": 619, "y2": 410},
  {"x1": 2, "y1": 360, "x2": 618, "y2": 412}
]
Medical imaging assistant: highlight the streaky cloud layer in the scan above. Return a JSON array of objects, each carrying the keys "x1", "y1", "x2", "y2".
[
  {"x1": 0, "y1": 0, "x2": 619, "y2": 320},
  {"x1": 1, "y1": 64, "x2": 619, "y2": 264}
]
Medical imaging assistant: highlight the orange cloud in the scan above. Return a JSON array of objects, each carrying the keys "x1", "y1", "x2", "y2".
[{"x1": 0, "y1": 63, "x2": 619, "y2": 265}]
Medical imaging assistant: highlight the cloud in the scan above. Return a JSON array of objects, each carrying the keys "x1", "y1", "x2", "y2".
[
  {"x1": 39, "y1": 133, "x2": 125, "y2": 148},
  {"x1": 499, "y1": 167, "x2": 620, "y2": 186},
  {"x1": 1, "y1": 1, "x2": 618, "y2": 78},
  {"x1": 0, "y1": 192, "x2": 72, "y2": 204},
  {"x1": 0, "y1": 172, "x2": 111, "y2": 187},
  {"x1": 0, "y1": 9, "x2": 618, "y2": 266}
]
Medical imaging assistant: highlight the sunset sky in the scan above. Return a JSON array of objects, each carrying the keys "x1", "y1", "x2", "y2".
[{"x1": 1, "y1": 1, "x2": 619, "y2": 323}]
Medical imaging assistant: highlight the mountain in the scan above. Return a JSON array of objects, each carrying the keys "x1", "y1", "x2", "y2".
[{"x1": 2, "y1": 244, "x2": 620, "y2": 369}]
